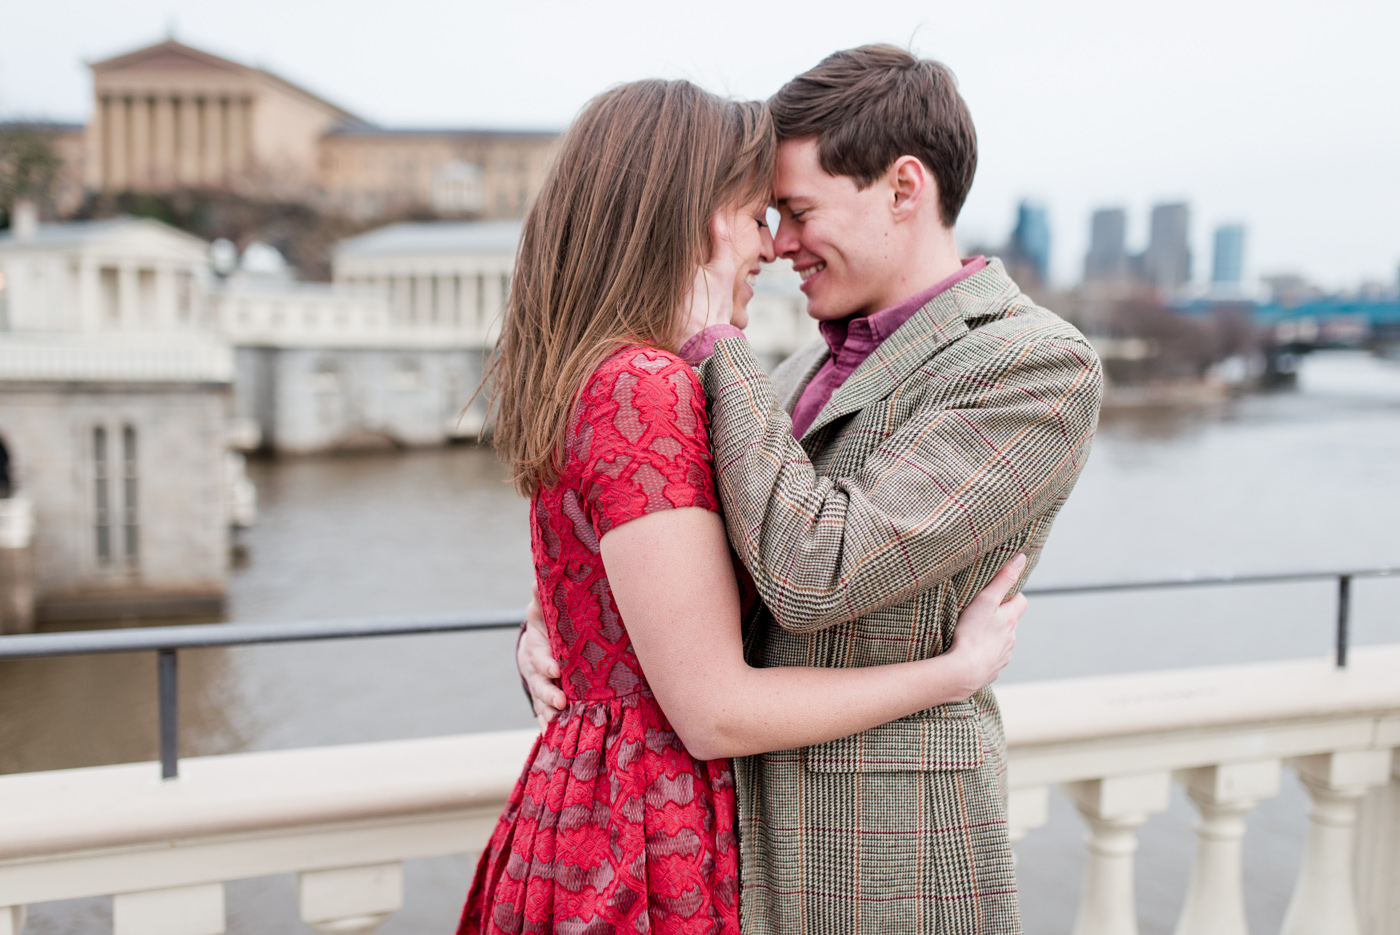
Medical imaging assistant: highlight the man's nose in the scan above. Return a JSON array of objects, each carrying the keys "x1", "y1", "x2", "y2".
[
  {"x1": 759, "y1": 228, "x2": 777, "y2": 263},
  {"x1": 774, "y1": 216, "x2": 801, "y2": 258}
]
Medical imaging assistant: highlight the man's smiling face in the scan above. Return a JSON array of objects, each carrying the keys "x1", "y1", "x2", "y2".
[{"x1": 773, "y1": 138, "x2": 900, "y2": 321}]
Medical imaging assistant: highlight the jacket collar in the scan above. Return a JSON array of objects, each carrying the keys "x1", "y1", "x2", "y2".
[{"x1": 800, "y1": 258, "x2": 1023, "y2": 440}]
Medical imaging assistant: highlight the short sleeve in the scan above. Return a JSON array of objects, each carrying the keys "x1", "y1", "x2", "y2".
[{"x1": 573, "y1": 347, "x2": 720, "y2": 538}]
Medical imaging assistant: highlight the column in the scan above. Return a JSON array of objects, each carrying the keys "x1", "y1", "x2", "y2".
[
  {"x1": 130, "y1": 95, "x2": 151, "y2": 189},
  {"x1": 154, "y1": 264, "x2": 178, "y2": 330},
  {"x1": 473, "y1": 273, "x2": 486, "y2": 334},
  {"x1": 179, "y1": 96, "x2": 201, "y2": 185},
  {"x1": 78, "y1": 258, "x2": 101, "y2": 333},
  {"x1": 397, "y1": 275, "x2": 413, "y2": 323},
  {"x1": 203, "y1": 97, "x2": 225, "y2": 186},
  {"x1": 113, "y1": 883, "x2": 225, "y2": 935},
  {"x1": 153, "y1": 95, "x2": 176, "y2": 186},
  {"x1": 298, "y1": 863, "x2": 403, "y2": 935},
  {"x1": 437, "y1": 275, "x2": 453, "y2": 324},
  {"x1": 109, "y1": 96, "x2": 129, "y2": 189},
  {"x1": 1067, "y1": 772, "x2": 1172, "y2": 935},
  {"x1": 226, "y1": 97, "x2": 247, "y2": 180},
  {"x1": 1283, "y1": 750, "x2": 1393, "y2": 935},
  {"x1": 1174, "y1": 761, "x2": 1281, "y2": 935},
  {"x1": 117, "y1": 263, "x2": 139, "y2": 331},
  {"x1": 86, "y1": 96, "x2": 106, "y2": 189},
  {"x1": 416, "y1": 274, "x2": 433, "y2": 324},
  {"x1": 241, "y1": 97, "x2": 255, "y2": 173}
]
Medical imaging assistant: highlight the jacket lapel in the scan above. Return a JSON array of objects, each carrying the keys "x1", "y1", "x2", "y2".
[
  {"x1": 801, "y1": 260, "x2": 1021, "y2": 440},
  {"x1": 773, "y1": 339, "x2": 829, "y2": 415}
]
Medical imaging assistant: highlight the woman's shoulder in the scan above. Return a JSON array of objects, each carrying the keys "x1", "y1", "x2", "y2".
[
  {"x1": 573, "y1": 344, "x2": 708, "y2": 447},
  {"x1": 582, "y1": 344, "x2": 704, "y2": 403},
  {"x1": 592, "y1": 344, "x2": 696, "y2": 381}
]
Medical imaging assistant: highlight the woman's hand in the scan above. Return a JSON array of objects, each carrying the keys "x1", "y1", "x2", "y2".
[
  {"x1": 518, "y1": 581, "x2": 566, "y2": 730},
  {"x1": 946, "y1": 554, "x2": 1029, "y2": 698},
  {"x1": 678, "y1": 210, "x2": 739, "y2": 343}
]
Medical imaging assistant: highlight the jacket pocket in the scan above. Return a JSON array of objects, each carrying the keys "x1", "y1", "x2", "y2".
[{"x1": 803, "y1": 711, "x2": 985, "y2": 773}]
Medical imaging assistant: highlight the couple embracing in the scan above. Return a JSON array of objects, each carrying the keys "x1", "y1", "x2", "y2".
[{"x1": 459, "y1": 45, "x2": 1104, "y2": 935}]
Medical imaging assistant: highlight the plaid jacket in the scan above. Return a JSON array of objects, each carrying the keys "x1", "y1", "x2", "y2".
[{"x1": 695, "y1": 260, "x2": 1103, "y2": 934}]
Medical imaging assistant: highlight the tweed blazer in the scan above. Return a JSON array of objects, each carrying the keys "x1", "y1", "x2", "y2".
[{"x1": 694, "y1": 259, "x2": 1103, "y2": 934}]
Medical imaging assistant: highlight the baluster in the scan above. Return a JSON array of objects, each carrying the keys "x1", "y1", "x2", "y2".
[
  {"x1": 1355, "y1": 750, "x2": 1400, "y2": 935},
  {"x1": 1173, "y1": 760, "x2": 1281, "y2": 935},
  {"x1": 1282, "y1": 750, "x2": 1392, "y2": 935},
  {"x1": 0, "y1": 906, "x2": 25, "y2": 935},
  {"x1": 1008, "y1": 785, "x2": 1050, "y2": 846},
  {"x1": 1067, "y1": 772, "x2": 1172, "y2": 935},
  {"x1": 113, "y1": 883, "x2": 225, "y2": 935},
  {"x1": 299, "y1": 863, "x2": 403, "y2": 935}
]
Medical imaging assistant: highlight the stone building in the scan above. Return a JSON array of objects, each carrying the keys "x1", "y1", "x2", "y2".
[
  {"x1": 213, "y1": 220, "x2": 518, "y2": 454},
  {"x1": 0, "y1": 207, "x2": 239, "y2": 623},
  {"x1": 33, "y1": 37, "x2": 558, "y2": 219},
  {"x1": 318, "y1": 128, "x2": 556, "y2": 220}
]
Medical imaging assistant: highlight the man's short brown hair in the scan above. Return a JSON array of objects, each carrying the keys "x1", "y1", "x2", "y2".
[{"x1": 770, "y1": 45, "x2": 977, "y2": 228}]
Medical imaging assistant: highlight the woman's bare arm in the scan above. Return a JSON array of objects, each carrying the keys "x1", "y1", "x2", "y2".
[{"x1": 601, "y1": 506, "x2": 1024, "y2": 761}]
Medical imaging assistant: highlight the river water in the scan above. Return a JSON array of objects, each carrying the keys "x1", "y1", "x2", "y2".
[{"x1": 5, "y1": 349, "x2": 1400, "y2": 934}]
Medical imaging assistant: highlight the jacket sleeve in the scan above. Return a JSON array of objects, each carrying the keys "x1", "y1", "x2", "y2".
[{"x1": 696, "y1": 331, "x2": 1103, "y2": 634}]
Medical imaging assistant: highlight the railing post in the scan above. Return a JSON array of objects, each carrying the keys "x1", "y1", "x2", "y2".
[
  {"x1": 1067, "y1": 772, "x2": 1172, "y2": 935},
  {"x1": 1173, "y1": 761, "x2": 1281, "y2": 935},
  {"x1": 1008, "y1": 785, "x2": 1050, "y2": 846},
  {"x1": 298, "y1": 863, "x2": 403, "y2": 935},
  {"x1": 1283, "y1": 751, "x2": 1392, "y2": 935},
  {"x1": 158, "y1": 647, "x2": 179, "y2": 780},
  {"x1": 1336, "y1": 575, "x2": 1351, "y2": 669},
  {"x1": 113, "y1": 884, "x2": 225, "y2": 935},
  {"x1": 1355, "y1": 749, "x2": 1400, "y2": 935},
  {"x1": 0, "y1": 906, "x2": 25, "y2": 935}
]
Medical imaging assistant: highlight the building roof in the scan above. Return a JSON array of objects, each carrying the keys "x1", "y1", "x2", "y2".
[
  {"x1": 336, "y1": 220, "x2": 523, "y2": 259},
  {"x1": 0, "y1": 216, "x2": 208, "y2": 252},
  {"x1": 88, "y1": 39, "x2": 361, "y2": 124},
  {"x1": 324, "y1": 124, "x2": 558, "y2": 140}
]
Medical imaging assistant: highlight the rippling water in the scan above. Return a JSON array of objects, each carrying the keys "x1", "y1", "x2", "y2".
[{"x1": 5, "y1": 350, "x2": 1399, "y2": 934}]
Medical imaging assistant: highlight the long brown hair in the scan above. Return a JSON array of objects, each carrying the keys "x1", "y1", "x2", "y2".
[{"x1": 488, "y1": 80, "x2": 775, "y2": 496}]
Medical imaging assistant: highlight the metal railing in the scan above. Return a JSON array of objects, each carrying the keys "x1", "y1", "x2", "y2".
[{"x1": 0, "y1": 567, "x2": 1395, "y2": 781}]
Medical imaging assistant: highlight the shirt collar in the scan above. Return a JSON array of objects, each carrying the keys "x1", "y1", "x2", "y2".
[{"x1": 818, "y1": 256, "x2": 987, "y2": 359}]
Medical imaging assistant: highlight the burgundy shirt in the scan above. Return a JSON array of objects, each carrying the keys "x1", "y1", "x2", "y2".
[
  {"x1": 787, "y1": 257, "x2": 986, "y2": 438},
  {"x1": 680, "y1": 257, "x2": 987, "y2": 436}
]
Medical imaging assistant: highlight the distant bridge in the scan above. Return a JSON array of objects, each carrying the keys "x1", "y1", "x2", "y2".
[{"x1": 1176, "y1": 295, "x2": 1400, "y2": 346}]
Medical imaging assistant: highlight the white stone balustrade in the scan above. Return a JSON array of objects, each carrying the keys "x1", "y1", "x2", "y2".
[{"x1": 1, "y1": 647, "x2": 1397, "y2": 933}]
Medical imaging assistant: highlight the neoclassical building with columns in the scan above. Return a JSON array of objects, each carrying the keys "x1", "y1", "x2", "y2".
[{"x1": 32, "y1": 38, "x2": 558, "y2": 220}]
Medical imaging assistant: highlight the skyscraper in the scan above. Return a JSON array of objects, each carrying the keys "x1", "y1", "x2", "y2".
[
  {"x1": 1007, "y1": 200, "x2": 1051, "y2": 284},
  {"x1": 1142, "y1": 203, "x2": 1192, "y2": 292},
  {"x1": 1211, "y1": 224, "x2": 1246, "y2": 288},
  {"x1": 1084, "y1": 208, "x2": 1128, "y2": 282}
]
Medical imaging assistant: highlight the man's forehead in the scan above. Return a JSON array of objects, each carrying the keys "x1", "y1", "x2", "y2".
[{"x1": 773, "y1": 138, "x2": 826, "y2": 204}]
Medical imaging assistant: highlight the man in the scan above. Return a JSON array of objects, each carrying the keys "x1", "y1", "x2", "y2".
[{"x1": 522, "y1": 45, "x2": 1102, "y2": 933}]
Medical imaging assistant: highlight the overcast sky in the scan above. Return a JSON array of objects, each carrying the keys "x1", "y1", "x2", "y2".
[{"x1": 3, "y1": 0, "x2": 1397, "y2": 291}]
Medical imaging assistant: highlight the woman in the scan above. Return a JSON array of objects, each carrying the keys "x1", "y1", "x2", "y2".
[{"x1": 458, "y1": 80, "x2": 1024, "y2": 935}]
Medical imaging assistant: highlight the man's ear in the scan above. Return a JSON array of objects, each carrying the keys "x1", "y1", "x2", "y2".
[{"x1": 889, "y1": 156, "x2": 937, "y2": 223}]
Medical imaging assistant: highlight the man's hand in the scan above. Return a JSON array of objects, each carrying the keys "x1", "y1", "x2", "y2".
[
  {"x1": 519, "y1": 582, "x2": 566, "y2": 730},
  {"x1": 678, "y1": 210, "x2": 739, "y2": 343}
]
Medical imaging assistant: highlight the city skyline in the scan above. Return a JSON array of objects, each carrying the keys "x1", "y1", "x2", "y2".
[{"x1": 3, "y1": 0, "x2": 1397, "y2": 291}]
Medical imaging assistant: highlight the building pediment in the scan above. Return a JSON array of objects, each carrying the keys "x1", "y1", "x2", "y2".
[{"x1": 90, "y1": 39, "x2": 249, "y2": 77}]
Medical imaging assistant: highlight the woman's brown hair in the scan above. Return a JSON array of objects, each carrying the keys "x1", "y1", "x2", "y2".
[{"x1": 487, "y1": 80, "x2": 775, "y2": 496}]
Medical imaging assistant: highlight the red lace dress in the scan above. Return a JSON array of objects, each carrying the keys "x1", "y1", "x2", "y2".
[{"x1": 459, "y1": 346, "x2": 739, "y2": 935}]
